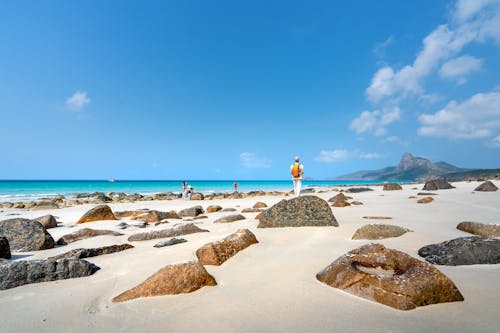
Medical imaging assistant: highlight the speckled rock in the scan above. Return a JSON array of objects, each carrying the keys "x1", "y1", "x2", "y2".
[
  {"x1": 56, "y1": 228, "x2": 123, "y2": 245},
  {"x1": 128, "y1": 223, "x2": 209, "y2": 241},
  {"x1": 214, "y1": 214, "x2": 246, "y2": 223},
  {"x1": 0, "y1": 259, "x2": 100, "y2": 290},
  {"x1": 474, "y1": 181, "x2": 498, "y2": 192},
  {"x1": 0, "y1": 218, "x2": 54, "y2": 251},
  {"x1": 112, "y1": 261, "x2": 216, "y2": 302},
  {"x1": 178, "y1": 206, "x2": 205, "y2": 217},
  {"x1": 206, "y1": 205, "x2": 222, "y2": 213},
  {"x1": 383, "y1": 183, "x2": 402, "y2": 191},
  {"x1": 76, "y1": 205, "x2": 117, "y2": 224},
  {"x1": 49, "y1": 244, "x2": 134, "y2": 260},
  {"x1": 257, "y1": 196, "x2": 338, "y2": 228},
  {"x1": 418, "y1": 236, "x2": 500, "y2": 265},
  {"x1": 0, "y1": 236, "x2": 11, "y2": 259},
  {"x1": 196, "y1": 229, "x2": 258, "y2": 266},
  {"x1": 33, "y1": 215, "x2": 58, "y2": 229},
  {"x1": 422, "y1": 180, "x2": 455, "y2": 191},
  {"x1": 456, "y1": 221, "x2": 500, "y2": 237},
  {"x1": 352, "y1": 224, "x2": 411, "y2": 240},
  {"x1": 316, "y1": 243, "x2": 464, "y2": 310}
]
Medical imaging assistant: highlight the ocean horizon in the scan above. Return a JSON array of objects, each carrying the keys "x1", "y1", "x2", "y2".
[{"x1": 0, "y1": 179, "x2": 411, "y2": 202}]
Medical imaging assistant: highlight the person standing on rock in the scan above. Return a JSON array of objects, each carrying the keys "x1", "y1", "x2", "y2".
[{"x1": 290, "y1": 156, "x2": 304, "y2": 197}]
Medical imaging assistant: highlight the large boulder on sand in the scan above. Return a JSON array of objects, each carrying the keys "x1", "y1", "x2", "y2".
[
  {"x1": 0, "y1": 218, "x2": 54, "y2": 251},
  {"x1": 418, "y1": 236, "x2": 500, "y2": 265},
  {"x1": 316, "y1": 243, "x2": 464, "y2": 310},
  {"x1": 0, "y1": 236, "x2": 11, "y2": 259},
  {"x1": 33, "y1": 215, "x2": 58, "y2": 229},
  {"x1": 196, "y1": 229, "x2": 258, "y2": 266},
  {"x1": 383, "y1": 183, "x2": 402, "y2": 191},
  {"x1": 128, "y1": 223, "x2": 209, "y2": 241},
  {"x1": 76, "y1": 205, "x2": 117, "y2": 224},
  {"x1": 178, "y1": 206, "x2": 205, "y2": 217},
  {"x1": 474, "y1": 181, "x2": 498, "y2": 192},
  {"x1": 0, "y1": 259, "x2": 100, "y2": 290},
  {"x1": 352, "y1": 224, "x2": 411, "y2": 240},
  {"x1": 49, "y1": 244, "x2": 134, "y2": 260},
  {"x1": 422, "y1": 179, "x2": 455, "y2": 191},
  {"x1": 456, "y1": 221, "x2": 500, "y2": 237},
  {"x1": 56, "y1": 228, "x2": 123, "y2": 245},
  {"x1": 257, "y1": 196, "x2": 338, "y2": 228},
  {"x1": 112, "y1": 261, "x2": 217, "y2": 302}
]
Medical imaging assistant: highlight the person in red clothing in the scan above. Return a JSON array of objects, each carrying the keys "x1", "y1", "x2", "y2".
[{"x1": 233, "y1": 182, "x2": 238, "y2": 192}]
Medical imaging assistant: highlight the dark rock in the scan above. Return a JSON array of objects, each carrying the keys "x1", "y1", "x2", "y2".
[
  {"x1": 257, "y1": 196, "x2": 338, "y2": 228},
  {"x1": 457, "y1": 221, "x2": 500, "y2": 237},
  {"x1": 0, "y1": 236, "x2": 11, "y2": 259},
  {"x1": 301, "y1": 188, "x2": 316, "y2": 193},
  {"x1": 178, "y1": 206, "x2": 205, "y2": 217},
  {"x1": 383, "y1": 183, "x2": 402, "y2": 191},
  {"x1": 32, "y1": 200, "x2": 59, "y2": 210},
  {"x1": 345, "y1": 187, "x2": 373, "y2": 193},
  {"x1": 112, "y1": 261, "x2": 216, "y2": 302},
  {"x1": 214, "y1": 214, "x2": 246, "y2": 223},
  {"x1": 206, "y1": 205, "x2": 222, "y2": 213},
  {"x1": 316, "y1": 243, "x2": 464, "y2": 310},
  {"x1": 153, "y1": 238, "x2": 187, "y2": 248},
  {"x1": 474, "y1": 181, "x2": 498, "y2": 192},
  {"x1": 417, "y1": 192, "x2": 437, "y2": 195},
  {"x1": 33, "y1": 215, "x2": 58, "y2": 229},
  {"x1": 0, "y1": 259, "x2": 100, "y2": 290},
  {"x1": 196, "y1": 229, "x2": 258, "y2": 265},
  {"x1": 0, "y1": 218, "x2": 54, "y2": 251},
  {"x1": 422, "y1": 180, "x2": 455, "y2": 191},
  {"x1": 76, "y1": 205, "x2": 117, "y2": 224},
  {"x1": 351, "y1": 201, "x2": 364, "y2": 205},
  {"x1": 48, "y1": 244, "x2": 134, "y2": 260},
  {"x1": 418, "y1": 236, "x2": 500, "y2": 265},
  {"x1": 352, "y1": 224, "x2": 411, "y2": 240},
  {"x1": 128, "y1": 223, "x2": 209, "y2": 241},
  {"x1": 56, "y1": 228, "x2": 123, "y2": 245}
]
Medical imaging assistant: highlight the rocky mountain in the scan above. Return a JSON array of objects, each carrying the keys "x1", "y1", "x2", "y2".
[{"x1": 334, "y1": 153, "x2": 467, "y2": 181}]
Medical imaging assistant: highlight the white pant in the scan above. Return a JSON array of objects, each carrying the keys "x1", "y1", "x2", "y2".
[{"x1": 293, "y1": 179, "x2": 302, "y2": 197}]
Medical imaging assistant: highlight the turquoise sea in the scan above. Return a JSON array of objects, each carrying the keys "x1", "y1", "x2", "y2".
[{"x1": 0, "y1": 180, "x2": 409, "y2": 202}]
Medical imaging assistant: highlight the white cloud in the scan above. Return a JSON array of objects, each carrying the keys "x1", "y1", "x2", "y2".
[
  {"x1": 240, "y1": 152, "x2": 271, "y2": 168},
  {"x1": 453, "y1": 0, "x2": 498, "y2": 23},
  {"x1": 66, "y1": 91, "x2": 90, "y2": 110},
  {"x1": 418, "y1": 91, "x2": 500, "y2": 139},
  {"x1": 349, "y1": 106, "x2": 400, "y2": 136},
  {"x1": 315, "y1": 149, "x2": 382, "y2": 163},
  {"x1": 439, "y1": 55, "x2": 483, "y2": 84},
  {"x1": 373, "y1": 36, "x2": 394, "y2": 57}
]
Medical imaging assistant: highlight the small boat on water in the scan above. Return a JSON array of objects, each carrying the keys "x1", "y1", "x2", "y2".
[{"x1": 108, "y1": 178, "x2": 116, "y2": 183}]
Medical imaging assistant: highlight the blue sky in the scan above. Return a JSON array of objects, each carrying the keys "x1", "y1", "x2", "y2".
[{"x1": 1, "y1": 0, "x2": 499, "y2": 180}]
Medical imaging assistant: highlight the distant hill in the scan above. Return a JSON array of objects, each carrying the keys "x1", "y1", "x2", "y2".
[
  {"x1": 333, "y1": 153, "x2": 468, "y2": 181},
  {"x1": 440, "y1": 169, "x2": 500, "y2": 181}
]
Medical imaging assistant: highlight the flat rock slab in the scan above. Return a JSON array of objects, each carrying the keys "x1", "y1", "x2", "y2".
[
  {"x1": 206, "y1": 205, "x2": 222, "y2": 213},
  {"x1": 112, "y1": 261, "x2": 216, "y2": 302},
  {"x1": 128, "y1": 210, "x2": 180, "y2": 222},
  {"x1": 345, "y1": 187, "x2": 373, "y2": 193},
  {"x1": 363, "y1": 216, "x2": 392, "y2": 220},
  {"x1": 77, "y1": 205, "x2": 117, "y2": 224},
  {"x1": 332, "y1": 201, "x2": 351, "y2": 207},
  {"x1": 49, "y1": 244, "x2": 134, "y2": 260},
  {"x1": 316, "y1": 243, "x2": 464, "y2": 310},
  {"x1": 0, "y1": 236, "x2": 11, "y2": 259},
  {"x1": 0, "y1": 259, "x2": 100, "y2": 290},
  {"x1": 178, "y1": 206, "x2": 205, "y2": 217},
  {"x1": 457, "y1": 221, "x2": 500, "y2": 237},
  {"x1": 383, "y1": 183, "x2": 402, "y2": 191},
  {"x1": 257, "y1": 196, "x2": 338, "y2": 228},
  {"x1": 128, "y1": 223, "x2": 209, "y2": 241},
  {"x1": 57, "y1": 228, "x2": 123, "y2": 245},
  {"x1": 422, "y1": 180, "x2": 455, "y2": 191},
  {"x1": 474, "y1": 181, "x2": 498, "y2": 192},
  {"x1": 241, "y1": 208, "x2": 262, "y2": 213},
  {"x1": 154, "y1": 238, "x2": 187, "y2": 248},
  {"x1": 222, "y1": 208, "x2": 237, "y2": 212},
  {"x1": 214, "y1": 214, "x2": 246, "y2": 223},
  {"x1": 196, "y1": 229, "x2": 258, "y2": 266},
  {"x1": 352, "y1": 224, "x2": 411, "y2": 240},
  {"x1": 0, "y1": 218, "x2": 55, "y2": 251},
  {"x1": 418, "y1": 236, "x2": 500, "y2": 265},
  {"x1": 417, "y1": 197, "x2": 434, "y2": 204}
]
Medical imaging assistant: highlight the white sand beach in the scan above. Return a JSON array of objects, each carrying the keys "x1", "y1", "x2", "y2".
[{"x1": 1, "y1": 181, "x2": 499, "y2": 333}]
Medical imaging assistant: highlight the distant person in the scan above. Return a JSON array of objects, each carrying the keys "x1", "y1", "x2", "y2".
[
  {"x1": 290, "y1": 156, "x2": 304, "y2": 197},
  {"x1": 182, "y1": 181, "x2": 187, "y2": 199},
  {"x1": 233, "y1": 182, "x2": 238, "y2": 192},
  {"x1": 186, "y1": 185, "x2": 194, "y2": 200}
]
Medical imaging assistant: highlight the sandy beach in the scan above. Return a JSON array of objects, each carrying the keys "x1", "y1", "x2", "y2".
[{"x1": 1, "y1": 180, "x2": 499, "y2": 333}]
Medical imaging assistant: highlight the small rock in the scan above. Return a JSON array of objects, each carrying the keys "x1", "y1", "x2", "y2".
[
  {"x1": 214, "y1": 214, "x2": 246, "y2": 223},
  {"x1": 178, "y1": 206, "x2": 205, "y2": 217},
  {"x1": 196, "y1": 229, "x2": 258, "y2": 266},
  {"x1": 422, "y1": 180, "x2": 454, "y2": 191},
  {"x1": 49, "y1": 244, "x2": 134, "y2": 260},
  {"x1": 345, "y1": 187, "x2": 373, "y2": 193},
  {"x1": 241, "y1": 208, "x2": 262, "y2": 213},
  {"x1": 253, "y1": 202, "x2": 268, "y2": 209},
  {"x1": 328, "y1": 193, "x2": 351, "y2": 203},
  {"x1": 352, "y1": 224, "x2": 411, "y2": 240},
  {"x1": 383, "y1": 183, "x2": 402, "y2": 191},
  {"x1": 56, "y1": 228, "x2": 123, "y2": 245},
  {"x1": 362, "y1": 216, "x2": 392, "y2": 220},
  {"x1": 153, "y1": 238, "x2": 187, "y2": 248},
  {"x1": 33, "y1": 215, "x2": 58, "y2": 229},
  {"x1": 332, "y1": 201, "x2": 351, "y2": 207},
  {"x1": 76, "y1": 205, "x2": 117, "y2": 224},
  {"x1": 417, "y1": 197, "x2": 434, "y2": 204},
  {"x1": 206, "y1": 205, "x2": 222, "y2": 213},
  {"x1": 222, "y1": 208, "x2": 237, "y2": 212},
  {"x1": 350, "y1": 201, "x2": 364, "y2": 205}
]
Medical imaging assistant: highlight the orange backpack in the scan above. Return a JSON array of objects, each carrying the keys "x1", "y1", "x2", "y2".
[{"x1": 292, "y1": 163, "x2": 301, "y2": 177}]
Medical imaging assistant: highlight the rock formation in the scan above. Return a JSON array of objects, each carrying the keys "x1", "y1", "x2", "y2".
[
  {"x1": 474, "y1": 181, "x2": 498, "y2": 192},
  {"x1": 422, "y1": 180, "x2": 455, "y2": 191}
]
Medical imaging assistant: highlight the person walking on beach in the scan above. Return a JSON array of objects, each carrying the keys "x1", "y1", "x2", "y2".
[{"x1": 290, "y1": 156, "x2": 304, "y2": 197}]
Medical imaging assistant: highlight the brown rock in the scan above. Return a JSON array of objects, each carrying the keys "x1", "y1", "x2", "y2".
[
  {"x1": 190, "y1": 193, "x2": 205, "y2": 200},
  {"x1": 178, "y1": 206, "x2": 205, "y2": 217},
  {"x1": 363, "y1": 216, "x2": 392, "y2": 220},
  {"x1": 112, "y1": 261, "x2": 217, "y2": 302},
  {"x1": 316, "y1": 243, "x2": 464, "y2": 310},
  {"x1": 33, "y1": 215, "x2": 58, "y2": 229},
  {"x1": 193, "y1": 215, "x2": 208, "y2": 220},
  {"x1": 196, "y1": 229, "x2": 258, "y2": 265},
  {"x1": 352, "y1": 224, "x2": 411, "y2": 240},
  {"x1": 214, "y1": 214, "x2": 246, "y2": 223},
  {"x1": 255, "y1": 212, "x2": 264, "y2": 220},
  {"x1": 383, "y1": 183, "x2": 403, "y2": 191},
  {"x1": 417, "y1": 192, "x2": 437, "y2": 196},
  {"x1": 456, "y1": 221, "x2": 500, "y2": 237},
  {"x1": 350, "y1": 201, "x2": 364, "y2": 205},
  {"x1": 417, "y1": 197, "x2": 434, "y2": 204},
  {"x1": 422, "y1": 180, "x2": 454, "y2": 191},
  {"x1": 76, "y1": 205, "x2": 117, "y2": 224},
  {"x1": 206, "y1": 205, "x2": 222, "y2": 213},
  {"x1": 328, "y1": 193, "x2": 352, "y2": 203},
  {"x1": 56, "y1": 228, "x2": 123, "y2": 245},
  {"x1": 408, "y1": 196, "x2": 417, "y2": 199},
  {"x1": 128, "y1": 223, "x2": 209, "y2": 241},
  {"x1": 222, "y1": 208, "x2": 237, "y2": 212},
  {"x1": 332, "y1": 201, "x2": 351, "y2": 207},
  {"x1": 241, "y1": 208, "x2": 262, "y2": 213},
  {"x1": 49, "y1": 244, "x2": 134, "y2": 260},
  {"x1": 253, "y1": 202, "x2": 268, "y2": 209},
  {"x1": 130, "y1": 210, "x2": 180, "y2": 223}
]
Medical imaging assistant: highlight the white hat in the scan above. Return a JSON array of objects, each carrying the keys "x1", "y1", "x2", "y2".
[{"x1": 294, "y1": 156, "x2": 300, "y2": 162}]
